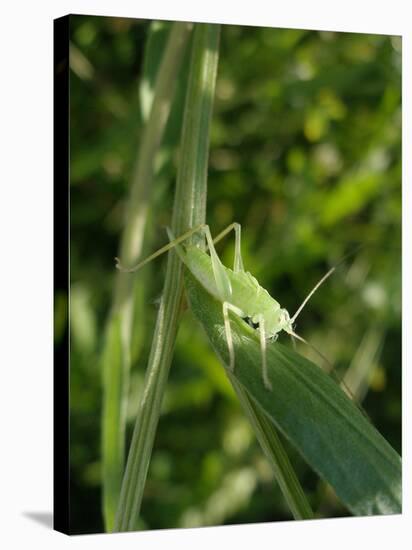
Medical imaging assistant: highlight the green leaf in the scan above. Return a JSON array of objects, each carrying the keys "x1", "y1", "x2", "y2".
[
  {"x1": 228, "y1": 374, "x2": 314, "y2": 520},
  {"x1": 184, "y1": 270, "x2": 402, "y2": 516},
  {"x1": 101, "y1": 312, "x2": 124, "y2": 529}
]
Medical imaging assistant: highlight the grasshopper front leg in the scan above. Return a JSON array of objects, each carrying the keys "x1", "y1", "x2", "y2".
[
  {"x1": 222, "y1": 301, "x2": 245, "y2": 373},
  {"x1": 222, "y1": 304, "x2": 272, "y2": 391},
  {"x1": 258, "y1": 314, "x2": 272, "y2": 391}
]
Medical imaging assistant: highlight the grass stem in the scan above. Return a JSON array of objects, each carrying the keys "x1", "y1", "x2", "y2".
[
  {"x1": 114, "y1": 24, "x2": 221, "y2": 532},
  {"x1": 101, "y1": 21, "x2": 192, "y2": 532}
]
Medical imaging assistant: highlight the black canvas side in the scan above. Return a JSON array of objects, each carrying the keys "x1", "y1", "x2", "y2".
[{"x1": 53, "y1": 14, "x2": 70, "y2": 535}]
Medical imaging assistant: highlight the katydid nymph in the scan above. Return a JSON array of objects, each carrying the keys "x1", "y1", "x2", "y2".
[{"x1": 115, "y1": 223, "x2": 337, "y2": 391}]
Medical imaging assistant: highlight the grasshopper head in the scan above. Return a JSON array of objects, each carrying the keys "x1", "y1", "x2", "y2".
[
  {"x1": 278, "y1": 308, "x2": 294, "y2": 335},
  {"x1": 264, "y1": 307, "x2": 293, "y2": 337}
]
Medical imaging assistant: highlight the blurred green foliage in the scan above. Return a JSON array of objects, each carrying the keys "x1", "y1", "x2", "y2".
[{"x1": 68, "y1": 15, "x2": 401, "y2": 534}]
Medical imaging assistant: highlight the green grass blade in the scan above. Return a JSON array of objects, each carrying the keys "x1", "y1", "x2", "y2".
[
  {"x1": 101, "y1": 21, "x2": 192, "y2": 532},
  {"x1": 228, "y1": 374, "x2": 314, "y2": 519},
  {"x1": 114, "y1": 23, "x2": 221, "y2": 532},
  {"x1": 185, "y1": 271, "x2": 402, "y2": 516}
]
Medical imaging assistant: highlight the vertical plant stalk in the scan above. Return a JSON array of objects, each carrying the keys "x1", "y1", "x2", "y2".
[
  {"x1": 114, "y1": 24, "x2": 221, "y2": 532},
  {"x1": 102, "y1": 21, "x2": 192, "y2": 532}
]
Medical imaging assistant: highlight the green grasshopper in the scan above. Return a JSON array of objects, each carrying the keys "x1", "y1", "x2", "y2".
[{"x1": 116, "y1": 223, "x2": 337, "y2": 391}]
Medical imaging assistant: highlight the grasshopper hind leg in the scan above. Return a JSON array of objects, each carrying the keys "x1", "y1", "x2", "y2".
[{"x1": 212, "y1": 222, "x2": 245, "y2": 272}]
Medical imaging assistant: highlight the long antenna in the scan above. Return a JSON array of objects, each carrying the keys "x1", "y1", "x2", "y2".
[
  {"x1": 290, "y1": 330, "x2": 357, "y2": 402},
  {"x1": 291, "y1": 266, "x2": 335, "y2": 323},
  {"x1": 290, "y1": 331, "x2": 333, "y2": 372},
  {"x1": 291, "y1": 244, "x2": 365, "y2": 323}
]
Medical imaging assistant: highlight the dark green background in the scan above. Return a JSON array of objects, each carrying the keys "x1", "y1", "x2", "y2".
[{"x1": 63, "y1": 16, "x2": 401, "y2": 534}]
